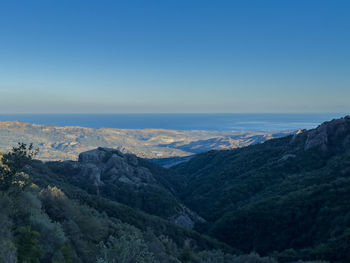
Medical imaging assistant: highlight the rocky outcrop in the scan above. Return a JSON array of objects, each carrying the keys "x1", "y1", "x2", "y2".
[
  {"x1": 71, "y1": 147, "x2": 204, "y2": 229},
  {"x1": 304, "y1": 116, "x2": 350, "y2": 151},
  {"x1": 289, "y1": 116, "x2": 350, "y2": 152},
  {"x1": 171, "y1": 205, "x2": 205, "y2": 229},
  {"x1": 78, "y1": 163, "x2": 104, "y2": 186},
  {"x1": 78, "y1": 148, "x2": 109, "y2": 164},
  {"x1": 77, "y1": 147, "x2": 155, "y2": 187}
]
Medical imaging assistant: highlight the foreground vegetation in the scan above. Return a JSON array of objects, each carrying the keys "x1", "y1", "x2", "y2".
[
  {"x1": 0, "y1": 143, "x2": 266, "y2": 262},
  {"x1": 0, "y1": 142, "x2": 329, "y2": 262}
]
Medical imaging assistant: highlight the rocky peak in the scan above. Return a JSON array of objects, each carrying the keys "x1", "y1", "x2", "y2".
[
  {"x1": 78, "y1": 147, "x2": 119, "y2": 164},
  {"x1": 304, "y1": 116, "x2": 350, "y2": 151},
  {"x1": 76, "y1": 147, "x2": 154, "y2": 186}
]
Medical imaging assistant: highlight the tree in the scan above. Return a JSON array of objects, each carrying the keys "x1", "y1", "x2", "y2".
[
  {"x1": 96, "y1": 229, "x2": 156, "y2": 263},
  {"x1": 0, "y1": 143, "x2": 38, "y2": 192},
  {"x1": 2, "y1": 143, "x2": 39, "y2": 171},
  {"x1": 15, "y1": 226, "x2": 42, "y2": 263}
]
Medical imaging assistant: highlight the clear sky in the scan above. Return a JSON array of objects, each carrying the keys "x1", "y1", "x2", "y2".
[{"x1": 0, "y1": 0, "x2": 349, "y2": 113}]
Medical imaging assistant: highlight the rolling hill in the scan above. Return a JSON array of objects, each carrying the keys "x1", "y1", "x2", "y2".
[{"x1": 0, "y1": 121, "x2": 292, "y2": 162}]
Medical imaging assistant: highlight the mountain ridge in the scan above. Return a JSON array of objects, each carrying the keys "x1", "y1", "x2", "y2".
[
  {"x1": 1, "y1": 117, "x2": 348, "y2": 262},
  {"x1": 169, "y1": 115, "x2": 350, "y2": 262}
]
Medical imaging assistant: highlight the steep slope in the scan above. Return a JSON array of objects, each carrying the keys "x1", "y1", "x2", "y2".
[
  {"x1": 46, "y1": 147, "x2": 203, "y2": 229},
  {"x1": 171, "y1": 116, "x2": 350, "y2": 262},
  {"x1": 0, "y1": 138, "x2": 335, "y2": 262},
  {"x1": 0, "y1": 146, "x2": 233, "y2": 263}
]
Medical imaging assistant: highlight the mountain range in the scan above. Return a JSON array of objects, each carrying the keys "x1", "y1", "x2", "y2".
[{"x1": 1, "y1": 116, "x2": 349, "y2": 262}]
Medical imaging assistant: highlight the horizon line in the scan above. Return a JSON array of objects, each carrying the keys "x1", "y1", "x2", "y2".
[{"x1": 0, "y1": 112, "x2": 348, "y2": 115}]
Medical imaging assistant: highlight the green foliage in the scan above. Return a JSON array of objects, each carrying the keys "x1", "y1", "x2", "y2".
[
  {"x1": 229, "y1": 253, "x2": 278, "y2": 263},
  {"x1": 180, "y1": 246, "x2": 196, "y2": 262},
  {"x1": 196, "y1": 250, "x2": 227, "y2": 263},
  {"x1": 0, "y1": 143, "x2": 37, "y2": 193},
  {"x1": 15, "y1": 226, "x2": 42, "y2": 263},
  {"x1": 0, "y1": 192, "x2": 17, "y2": 262},
  {"x1": 46, "y1": 151, "x2": 183, "y2": 219},
  {"x1": 26, "y1": 166, "x2": 226, "y2": 262},
  {"x1": 1, "y1": 133, "x2": 343, "y2": 263},
  {"x1": 170, "y1": 119, "x2": 350, "y2": 262},
  {"x1": 97, "y1": 229, "x2": 156, "y2": 263},
  {"x1": 2, "y1": 142, "x2": 39, "y2": 170}
]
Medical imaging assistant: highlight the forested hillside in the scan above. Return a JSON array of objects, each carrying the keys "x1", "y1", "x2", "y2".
[
  {"x1": 44, "y1": 147, "x2": 204, "y2": 228},
  {"x1": 2, "y1": 116, "x2": 348, "y2": 262},
  {"x1": 0, "y1": 143, "x2": 288, "y2": 263},
  {"x1": 171, "y1": 116, "x2": 350, "y2": 262},
  {"x1": 0, "y1": 143, "x2": 234, "y2": 262}
]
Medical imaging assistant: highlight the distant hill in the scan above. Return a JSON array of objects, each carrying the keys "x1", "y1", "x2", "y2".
[
  {"x1": 170, "y1": 116, "x2": 350, "y2": 262},
  {"x1": 0, "y1": 121, "x2": 292, "y2": 162}
]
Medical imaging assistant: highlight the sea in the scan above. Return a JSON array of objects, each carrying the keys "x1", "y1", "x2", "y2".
[{"x1": 0, "y1": 113, "x2": 346, "y2": 131}]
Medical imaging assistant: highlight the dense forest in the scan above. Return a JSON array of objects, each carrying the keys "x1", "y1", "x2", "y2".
[
  {"x1": 171, "y1": 116, "x2": 350, "y2": 262},
  {"x1": 0, "y1": 143, "x2": 280, "y2": 263},
  {"x1": 1, "y1": 115, "x2": 349, "y2": 262}
]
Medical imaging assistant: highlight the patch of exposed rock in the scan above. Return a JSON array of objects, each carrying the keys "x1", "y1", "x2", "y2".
[
  {"x1": 304, "y1": 116, "x2": 350, "y2": 151},
  {"x1": 296, "y1": 129, "x2": 307, "y2": 135},
  {"x1": 77, "y1": 147, "x2": 155, "y2": 187},
  {"x1": 290, "y1": 116, "x2": 350, "y2": 151},
  {"x1": 171, "y1": 205, "x2": 206, "y2": 229},
  {"x1": 72, "y1": 147, "x2": 204, "y2": 229}
]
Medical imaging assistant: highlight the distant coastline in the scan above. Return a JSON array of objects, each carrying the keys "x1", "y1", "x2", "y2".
[{"x1": 0, "y1": 113, "x2": 346, "y2": 131}]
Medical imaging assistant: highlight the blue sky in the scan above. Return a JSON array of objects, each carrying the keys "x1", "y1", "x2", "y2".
[{"x1": 0, "y1": 0, "x2": 349, "y2": 113}]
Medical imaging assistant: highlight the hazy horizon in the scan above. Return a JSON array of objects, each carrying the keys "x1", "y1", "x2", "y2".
[{"x1": 0, "y1": 113, "x2": 346, "y2": 131}]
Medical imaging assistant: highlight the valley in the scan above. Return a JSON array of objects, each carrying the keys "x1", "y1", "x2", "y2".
[
  {"x1": 1, "y1": 116, "x2": 349, "y2": 262},
  {"x1": 0, "y1": 121, "x2": 292, "y2": 162}
]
